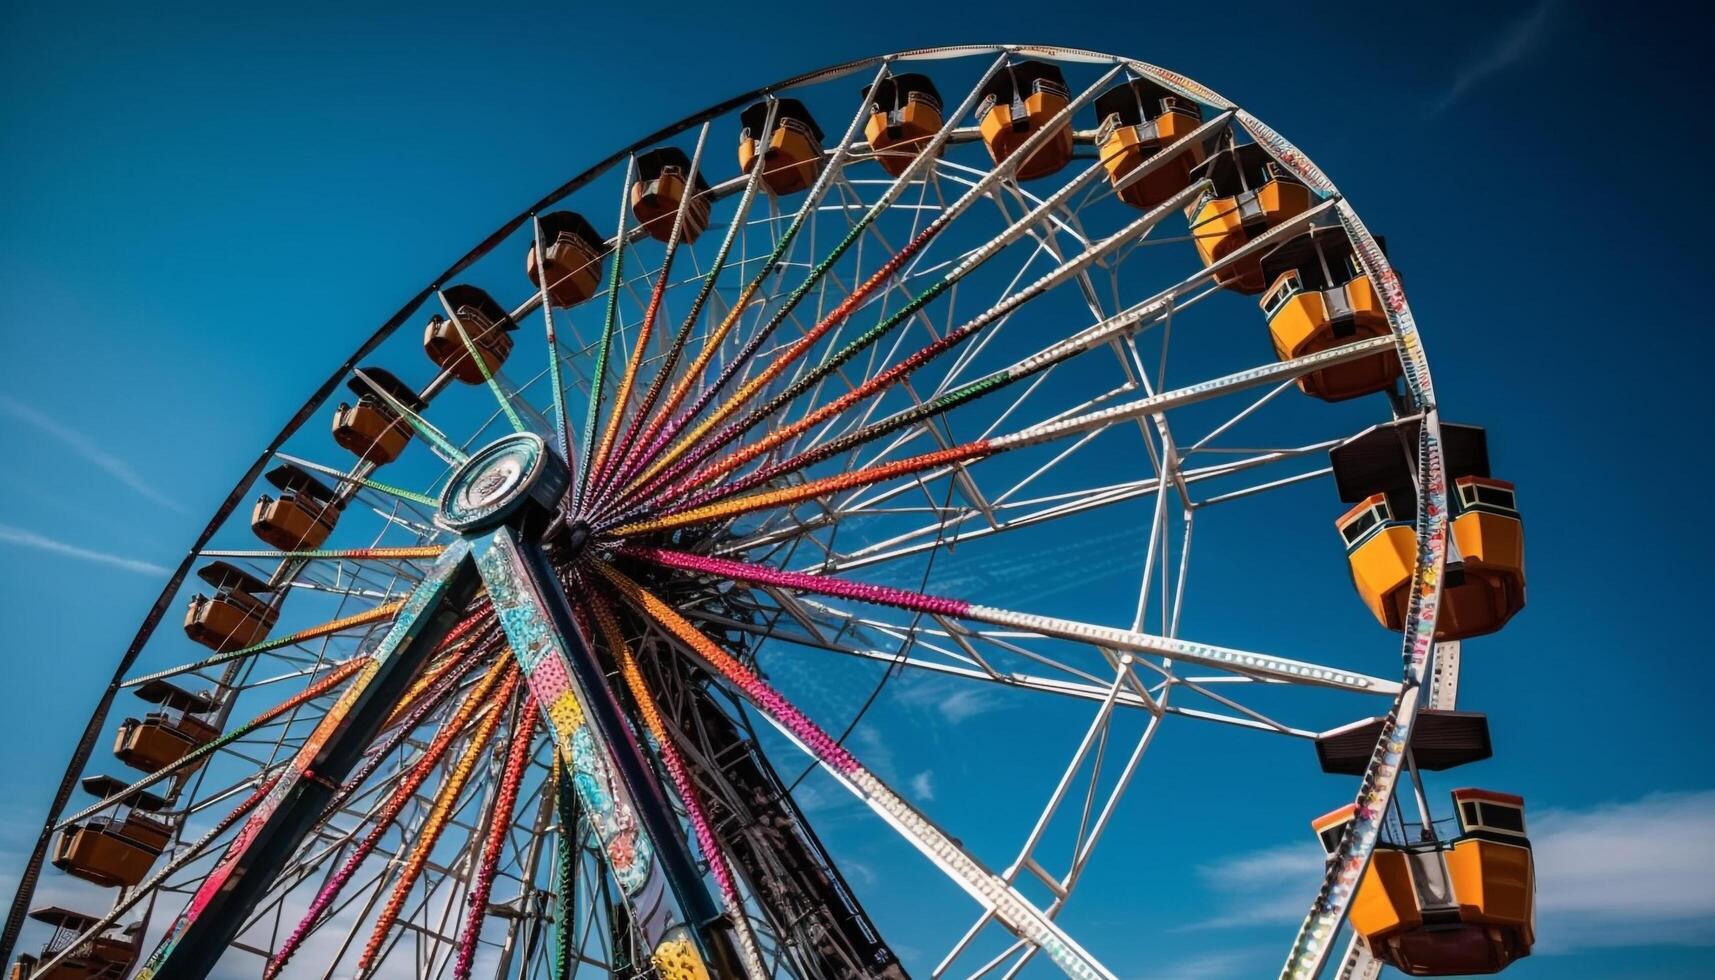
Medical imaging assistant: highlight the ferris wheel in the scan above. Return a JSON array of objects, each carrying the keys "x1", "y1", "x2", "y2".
[{"x1": 2, "y1": 44, "x2": 1536, "y2": 980}]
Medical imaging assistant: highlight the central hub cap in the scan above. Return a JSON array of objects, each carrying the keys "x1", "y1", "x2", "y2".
[{"x1": 436, "y1": 432, "x2": 569, "y2": 534}]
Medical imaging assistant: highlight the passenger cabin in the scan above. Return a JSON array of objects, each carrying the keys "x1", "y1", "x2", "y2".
[
  {"x1": 331, "y1": 367, "x2": 424, "y2": 465},
  {"x1": 1313, "y1": 790, "x2": 1534, "y2": 975},
  {"x1": 738, "y1": 99, "x2": 825, "y2": 196},
  {"x1": 113, "y1": 680, "x2": 219, "y2": 774},
  {"x1": 425, "y1": 284, "x2": 517, "y2": 384},
  {"x1": 251, "y1": 462, "x2": 340, "y2": 551},
  {"x1": 9, "y1": 907, "x2": 139, "y2": 980},
  {"x1": 52, "y1": 777, "x2": 171, "y2": 889},
  {"x1": 183, "y1": 561, "x2": 277, "y2": 653},
  {"x1": 863, "y1": 73, "x2": 944, "y2": 177},
  {"x1": 1094, "y1": 79, "x2": 1206, "y2": 211},
  {"x1": 632, "y1": 147, "x2": 712, "y2": 244},
  {"x1": 1258, "y1": 228, "x2": 1401, "y2": 401},
  {"x1": 1186, "y1": 142, "x2": 1313, "y2": 293},
  {"x1": 527, "y1": 211, "x2": 608, "y2": 309},
  {"x1": 1331, "y1": 422, "x2": 1526, "y2": 640},
  {"x1": 978, "y1": 60, "x2": 1074, "y2": 181}
]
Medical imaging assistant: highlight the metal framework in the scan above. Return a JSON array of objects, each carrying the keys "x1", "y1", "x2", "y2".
[{"x1": 3, "y1": 44, "x2": 1462, "y2": 980}]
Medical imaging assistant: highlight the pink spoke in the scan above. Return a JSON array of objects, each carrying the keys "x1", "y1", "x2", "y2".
[{"x1": 452, "y1": 696, "x2": 538, "y2": 980}]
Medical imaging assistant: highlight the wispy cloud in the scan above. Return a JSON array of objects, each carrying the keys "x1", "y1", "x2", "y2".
[
  {"x1": 893, "y1": 678, "x2": 1006, "y2": 725},
  {"x1": 1181, "y1": 787, "x2": 1715, "y2": 954},
  {"x1": 1427, "y1": 0, "x2": 1556, "y2": 115},
  {"x1": 909, "y1": 770, "x2": 936, "y2": 802},
  {"x1": 1182, "y1": 841, "x2": 1323, "y2": 930},
  {"x1": 0, "y1": 394, "x2": 187, "y2": 513},
  {"x1": 1531, "y1": 788, "x2": 1715, "y2": 951},
  {"x1": 0, "y1": 523, "x2": 169, "y2": 575},
  {"x1": 1149, "y1": 948, "x2": 1277, "y2": 980}
]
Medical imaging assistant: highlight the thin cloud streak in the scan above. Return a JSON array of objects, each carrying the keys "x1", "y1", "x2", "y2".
[
  {"x1": 1182, "y1": 788, "x2": 1715, "y2": 953},
  {"x1": 1427, "y1": 0, "x2": 1556, "y2": 115},
  {"x1": 0, "y1": 523, "x2": 169, "y2": 576},
  {"x1": 0, "y1": 395, "x2": 187, "y2": 513}
]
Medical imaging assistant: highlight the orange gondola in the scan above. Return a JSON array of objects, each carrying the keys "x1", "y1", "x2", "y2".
[
  {"x1": 1314, "y1": 789, "x2": 1534, "y2": 975},
  {"x1": 251, "y1": 462, "x2": 340, "y2": 551},
  {"x1": 1186, "y1": 142, "x2": 1313, "y2": 293},
  {"x1": 1331, "y1": 422, "x2": 1526, "y2": 640},
  {"x1": 425, "y1": 284, "x2": 517, "y2": 384},
  {"x1": 183, "y1": 560, "x2": 277, "y2": 652},
  {"x1": 738, "y1": 99, "x2": 825, "y2": 196},
  {"x1": 632, "y1": 147, "x2": 712, "y2": 243},
  {"x1": 1094, "y1": 78, "x2": 1207, "y2": 210},
  {"x1": 331, "y1": 367, "x2": 424, "y2": 465},
  {"x1": 526, "y1": 211, "x2": 608, "y2": 309},
  {"x1": 862, "y1": 73, "x2": 945, "y2": 177},
  {"x1": 977, "y1": 60, "x2": 1074, "y2": 181},
  {"x1": 113, "y1": 680, "x2": 219, "y2": 774},
  {"x1": 52, "y1": 777, "x2": 172, "y2": 889},
  {"x1": 1258, "y1": 227, "x2": 1401, "y2": 401},
  {"x1": 8, "y1": 907, "x2": 139, "y2": 980}
]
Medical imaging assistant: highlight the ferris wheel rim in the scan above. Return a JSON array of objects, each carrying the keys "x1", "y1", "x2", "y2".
[{"x1": 5, "y1": 44, "x2": 1450, "y2": 980}]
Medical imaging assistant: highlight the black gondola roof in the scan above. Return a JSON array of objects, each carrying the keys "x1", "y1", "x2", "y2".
[
  {"x1": 1316, "y1": 710, "x2": 1493, "y2": 775},
  {"x1": 196, "y1": 560, "x2": 272, "y2": 596},
  {"x1": 264, "y1": 462, "x2": 337, "y2": 504},
  {"x1": 1260, "y1": 228, "x2": 1389, "y2": 289},
  {"x1": 538, "y1": 210, "x2": 610, "y2": 255},
  {"x1": 1330, "y1": 420, "x2": 1491, "y2": 503},
  {"x1": 442, "y1": 284, "x2": 516, "y2": 332},
  {"x1": 28, "y1": 906, "x2": 101, "y2": 930},
  {"x1": 345, "y1": 366, "x2": 427, "y2": 411},
  {"x1": 1094, "y1": 78, "x2": 1191, "y2": 126},
  {"x1": 635, "y1": 147, "x2": 712, "y2": 192},
  {"x1": 740, "y1": 99, "x2": 824, "y2": 142},
  {"x1": 1193, "y1": 142, "x2": 1301, "y2": 196},
  {"x1": 133, "y1": 679, "x2": 219, "y2": 714},
  {"x1": 980, "y1": 59, "x2": 1068, "y2": 104},
  {"x1": 863, "y1": 72, "x2": 944, "y2": 113},
  {"x1": 80, "y1": 775, "x2": 167, "y2": 811}
]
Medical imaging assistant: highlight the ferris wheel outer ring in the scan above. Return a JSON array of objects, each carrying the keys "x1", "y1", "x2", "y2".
[{"x1": 1, "y1": 46, "x2": 1447, "y2": 980}]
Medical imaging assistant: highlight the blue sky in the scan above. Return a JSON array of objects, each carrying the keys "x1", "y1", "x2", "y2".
[{"x1": 3, "y1": 2, "x2": 1713, "y2": 978}]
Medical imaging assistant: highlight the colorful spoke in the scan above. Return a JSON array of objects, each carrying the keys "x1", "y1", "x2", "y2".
[
  {"x1": 354, "y1": 367, "x2": 471, "y2": 464},
  {"x1": 612, "y1": 66, "x2": 887, "y2": 495},
  {"x1": 58, "y1": 657, "x2": 369, "y2": 832},
  {"x1": 584, "y1": 122, "x2": 712, "y2": 500},
  {"x1": 20, "y1": 775, "x2": 282, "y2": 980},
  {"x1": 551, "y1": 766, "x2": 578, "y2": 980},
  {"x1": 200, "y1": 545, "x2": 446, "y2": 562},
  {"x1": 612, "y1": 57, "x2": 1015, "y2": 498},
  {"x1": 597, "y1": 141, "x2": 771, "y2": 509},
  {"x1": 359, "y1": 668, "x2": 521, "y2": 973},
  {"x1": 616, "y1": 180, "x2": 1202, "y2": 521},
  {"x1": 535, "y1": 215, "x2": 576, "y2": 468},
  {"x1": 267, "y1": 655, "x2": 514, "y2": 978},
  {"x1": 586, "y1": 593, "x2": 767, "y2": 979},
  {"x1": 122, "y1": 599, "x2": 406, "y2": 687},
  {"x1": 610, "y1": 442, "x2": 991, "y2": 537},
  {"x1": 437, "y1": 288, "x2": 528, "y2": 434},
  {"x1": 595, "y1": 561, "x2": 1117, "y2": 980},
  {"x1": 275, "y1": 452, "x2": 441, "y2": 507},
  {"x1": 573, "y1": 155, "x2": 637, "y2": 513},
  {"x1": 609, "y1": 61, "x2": 1124, "y2": 516},
  {"x1": 452, "y1": 695, "x2": 538, "y2": 980},
  {"x1": 628, "y1": 546, "x2": 1393, "y2": 693}
]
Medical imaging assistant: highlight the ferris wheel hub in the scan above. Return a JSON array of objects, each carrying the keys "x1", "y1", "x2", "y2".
[{"x1": 435, "y1": 432, "x2": 568, "y2": 534}]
